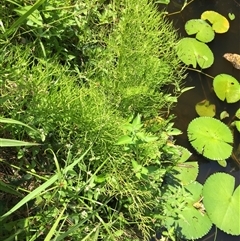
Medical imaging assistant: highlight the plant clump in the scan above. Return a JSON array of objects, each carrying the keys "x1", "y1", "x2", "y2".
[{"x1": 0, "y1": 0, "x2": 187, "y2": 240}]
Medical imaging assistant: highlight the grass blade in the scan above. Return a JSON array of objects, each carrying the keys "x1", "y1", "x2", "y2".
[
  {"x1": 44, "y1": 206, "x2": 67, "y2": 241},
  {"x1": 0, "y1": 180, "x2": 22, "y2": 197},
  {"x1": 0, "y1": 147, "x2": 91, "y2": 221},
  {"x1": 3, "y1": 0, "x2": 47, "y2": 38},
  {"x1": 0, "y1": 174, "x2": 58, "y2": 221},
  {"x1": 0, "y1": 138, "x2": 40, "y2": 147},
  {"x1": 0, "y1": 117, "x2": 39, "y2": 133}
]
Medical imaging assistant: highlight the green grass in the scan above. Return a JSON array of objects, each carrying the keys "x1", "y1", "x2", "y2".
[{"x1": 0, "y1": 0, "x2": 186, "y2": 240}]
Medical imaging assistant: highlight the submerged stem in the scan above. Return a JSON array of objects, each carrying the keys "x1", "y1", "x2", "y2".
[{"x1": 187, "y1": 67, "x2": 214, "y2": 79}]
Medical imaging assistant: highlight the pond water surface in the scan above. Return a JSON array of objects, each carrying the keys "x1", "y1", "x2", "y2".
[{"x1": 160, "y1": 0, "x2": 240, "y2": 240}]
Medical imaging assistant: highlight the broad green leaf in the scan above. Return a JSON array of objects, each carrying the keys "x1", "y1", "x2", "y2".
[
  {"x1": 177, "y1": 38, "x2": 214, "y2": 69},
  {"x1": 213, "y1": 74, "x2": 240, "y2": 103},
  {"x1": 132, "y1": 114, "x2": 142, "y2": 128},
  {"x1": 177, "y1": 182, "x2": 212, "y2": 239},
  {"x1": 201, "y1": 11, "x2": 229, "y2": 33},
  {"x1": 115, "y1": 135, "x2": 133, "y2": 145},
  {"x1": 132, "y1": 160, "x2": 141, "y2": 173},
  {"x1": 167, "y1": 128, "x2": 182, "y2": 136},
  {"x1": 94, "y1": 174, "x2": 107, "y2": 183},
  {"x1": 195, "y1": 99, "x2": 215, "y2": 117},
  {"x1": 174, "y1": 161, "x2": 199, "y2": 185},
  {"x1": 170, "y1": 146, "x2": 198, "y2": 185},
  {"x1": 228, "y1": 13, "x2": 235, "y2": 21},
  {"x1": 143, "y1": 135, "x2": 158, "y2": 142},
  {"x1": 187, "y1": 117, "x2": 233, "y2": 160},
  {"x1": 141, "y1": 166, "x2": 149, "y2": 175},
  {"x1": 203, "y1": 173, "x2": 240, "y2": 235},
  {"x1": 178, "y1": 146, "x2": 192, "y2": 163},
  {"x1": 0, "y1": 138, "x2": 40, "y2": 147},
  {"x1": 185, "y1": 19, "x2": 215, "y2": 43}
]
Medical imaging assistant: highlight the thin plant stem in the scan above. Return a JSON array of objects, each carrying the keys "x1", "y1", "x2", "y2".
[
  {"x1": 197, "y1": 72, "x2": 208, "y2": 99},
  {"x1": 187, "y1": 67, "x2": 214, "y2": 79},
  {"x1": 213, "y1": 226, "x2": 218, "y2": 241},
  {"x1": 167, "y1": 0, "x2": 196, "y2": 16}
]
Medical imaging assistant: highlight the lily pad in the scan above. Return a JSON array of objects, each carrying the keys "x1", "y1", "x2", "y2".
[
  {"x1": 185, "y1": 19, "x2": 215, "y2": 43},
  {"x1": 195, "y1": 99, "x2": 216, "y2": 117},
  {"x1": 177, "y1": 38, "x2": 214, "y2": 69},
  {"x1": 173, "y1": 146, "x2": 198, "y2": 185},
  {"x1": 201, "y1": 11, "x2": 229, "y2": 33},
  {"x1": 203, "y1": 173, "x2": 240, "y2": 235},
  {"x1": 187, "y1": 117, "x2": 233, "y2": 160},
  {"x1": 213, "y1": 74, "x2": 240, "y2": 103},
  {"x1": 176, "y1": 182, "x2": 212, "y2": 239}
]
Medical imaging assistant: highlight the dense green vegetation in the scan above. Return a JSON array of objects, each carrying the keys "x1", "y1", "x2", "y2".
[
  {"x1": 1, "y1": 0, "x2": 240, "y2": 240},
  {"x1": 0, "y1": 0, "x2": 188, "y2": 240},
  {"x1": 2, "y1": 0, "x2": 240, "y2": 240}
]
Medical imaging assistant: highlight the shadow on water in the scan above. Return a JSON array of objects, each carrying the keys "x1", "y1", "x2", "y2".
[{"x1": 159, "y1": 0, "x2": 240, "y2": 240}]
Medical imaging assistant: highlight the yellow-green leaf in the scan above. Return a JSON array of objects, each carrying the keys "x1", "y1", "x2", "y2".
[
  {"x1": 195, "y1": 99, "x2": 215, "y2": 117},
  {"x1": 213, "y1": 74, "x2": 240, "y2": 103},
  {"x1": 220, "y1": 111, "x2": 229, "y2": 120},
  {"x1": 201, "y1": 11, "x2": 229, "y2": 33},
  {"x1": 217, "y1": 160, "x2": 227, "y2": 167},
  {"x1": 185, "y1": 19, "x2": 215, "y2": 43}
]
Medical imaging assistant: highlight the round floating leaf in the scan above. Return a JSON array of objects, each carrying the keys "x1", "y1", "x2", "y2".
[
  {"x1": 201, "y1": 11, "x2": 229, "y2": 33},
  {"x1": 213, "y1": 74, "x2": 240, "y2": 103},
  {"x1": 195, "y1": 99, "x2": 216, "y2": 117},
  {"x1": 171, "y1": 146, "x2": 198, "y2": 185},
  {"x1": 178, "y1": 145, "x2": 192, "y2": 163},
  {"x1": 185, "y1": 19, "x2": 215, "y2": 43},
  {"x1": 177, "y1": 182, "x2": 212, "y2": 239},
  {"x1": 187, "y1": 117, "x2": 233, "y2": 160},
  {"x1": 173, "y1": 161, "x2": 199, "y2": 185},
  {"x1": 177, "y1": 38, "x2": 214, "y2": 69},
  {"x1": 203, "y1": 173, "x2": 240, "y2": 235}
]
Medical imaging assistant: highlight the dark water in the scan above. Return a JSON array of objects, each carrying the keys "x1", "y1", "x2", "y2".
[{"x1": 160, "y1": 0, "x2": 240, "y2": 240}]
